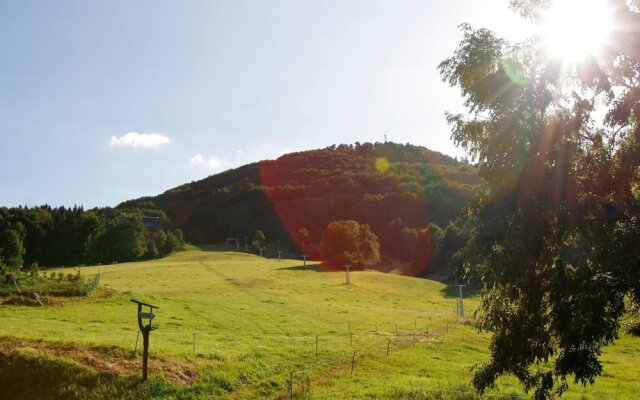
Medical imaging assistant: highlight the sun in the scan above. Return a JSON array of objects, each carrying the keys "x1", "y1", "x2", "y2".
[{"x1": 540, "y1": 0, "x2": 615, "y2": 63}]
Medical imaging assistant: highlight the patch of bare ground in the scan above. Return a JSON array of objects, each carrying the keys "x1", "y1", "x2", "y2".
[{"x1": 0, "y1": 337, "x2": 198, "y2": 386}]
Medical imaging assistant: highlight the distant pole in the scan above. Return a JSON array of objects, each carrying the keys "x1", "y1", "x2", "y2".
[
  {"x1": 278, "y1": 250, "x2": 282, "y2": 260},
  {"x1": 454, "y1": 284, "x2": 467, "y2": 317},
  {"x1": 345, "y1": 265, "x2": 351, "y2": 286},
  {"x1": 302, "y1": 254, "x2": 308, "y2": 268}
]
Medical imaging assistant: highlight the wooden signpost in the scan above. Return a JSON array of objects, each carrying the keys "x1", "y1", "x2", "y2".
[{"x1": 131, "y1": 299, "x2": 159, "y2": 381}]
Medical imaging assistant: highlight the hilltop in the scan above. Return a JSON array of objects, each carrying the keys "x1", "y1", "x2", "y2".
[{"x1": 119, "y1": 142, "x2": 479, "y2": 275}]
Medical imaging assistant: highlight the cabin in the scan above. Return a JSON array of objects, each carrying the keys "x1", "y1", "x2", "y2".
[{"x1": 142, "y1": 216, "x2": 164, "y2": 231}]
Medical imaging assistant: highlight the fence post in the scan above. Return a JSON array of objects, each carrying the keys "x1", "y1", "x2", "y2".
[
  {"x1": 289, "y1": 371, "x2": 293, "y2": 400},
  {"x1": 134, "y1": 331, "x2": 139, "y2": 356},
  {"x1": 351, "y1": 352, "x2": 356, "y2": 375}
]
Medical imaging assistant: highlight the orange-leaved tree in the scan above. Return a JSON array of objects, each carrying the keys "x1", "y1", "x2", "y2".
[{"x1": 320, "y1": 220, "x2": 380, "y2": 267}]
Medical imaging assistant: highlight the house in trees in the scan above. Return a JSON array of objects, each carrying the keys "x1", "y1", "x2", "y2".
[{"x1": 141, "y1": 216, "x2": 164, "y2": 231}]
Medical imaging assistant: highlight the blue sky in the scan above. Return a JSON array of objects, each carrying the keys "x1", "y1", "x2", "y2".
[{"x1": 0, "y1": 0, "x2": 531, "y2": 208}]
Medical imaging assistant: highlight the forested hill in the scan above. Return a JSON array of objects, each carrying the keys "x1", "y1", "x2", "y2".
[{"x1": 119, "y1": 142, "x2": 479, "y2": 274}]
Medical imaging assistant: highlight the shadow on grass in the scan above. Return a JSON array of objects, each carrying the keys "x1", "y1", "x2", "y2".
[
  {"x1": 191, "y1": 244, "x2": 300, "y2": 260},
  {"x1": 0, "y1": 351, "x2": 171, "y2": 400},
  {"x1": 276, "y1": 264, "x2": 323, "y2": 272},
  {"x1": 191, "y1": 244, "x2": 236, "y2": 253}
]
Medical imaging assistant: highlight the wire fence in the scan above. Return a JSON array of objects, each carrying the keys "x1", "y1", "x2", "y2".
[{"x1": 128, "y1": 314, "x2": 509, "y2": 399}]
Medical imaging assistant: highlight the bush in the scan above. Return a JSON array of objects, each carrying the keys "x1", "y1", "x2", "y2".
[{"x1": 624, "y1": 320, "x2": 640, "y2": 336}]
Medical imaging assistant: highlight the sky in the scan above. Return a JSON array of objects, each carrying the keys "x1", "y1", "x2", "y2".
[{"x1": 0, "y1": 0, "x2": 534, "y2": 208}]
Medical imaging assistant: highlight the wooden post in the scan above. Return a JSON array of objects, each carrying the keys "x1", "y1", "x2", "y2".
[
  {"x1": 351, "y1": 353, "x2": 356, "y2": 375},
  {"x1": 131, "y1": 299, "x2": 159, "y2": 382},
  {"x1": 142, "y1": 323, "x2": 149, "y2": 380},
  {"x1": 289, "y1": 371, "x2": 293, "y2": 400}
]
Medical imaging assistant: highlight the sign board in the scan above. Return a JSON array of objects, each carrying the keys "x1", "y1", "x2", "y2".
[{"x1": 138, "y1": 312, "x2": 155, "y2": 320}]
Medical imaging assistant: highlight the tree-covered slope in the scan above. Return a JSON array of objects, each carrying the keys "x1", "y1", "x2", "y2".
[{"x1": 119, "y1": 142, "x2": 479, "y2": 274}]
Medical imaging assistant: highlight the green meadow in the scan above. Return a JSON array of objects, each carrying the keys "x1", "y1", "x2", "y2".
[{"x1": 1, "y1": 248, "x2": 638, "y2": 399}]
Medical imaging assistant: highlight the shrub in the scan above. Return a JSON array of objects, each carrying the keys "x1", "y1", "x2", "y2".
[{"x1": 624, "y1": 320, "x2": 640, "y2": 336}]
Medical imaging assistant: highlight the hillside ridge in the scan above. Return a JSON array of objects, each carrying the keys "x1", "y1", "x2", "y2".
[{"x1": 119, "y1": 142, "x2": 479, "y2": 275}]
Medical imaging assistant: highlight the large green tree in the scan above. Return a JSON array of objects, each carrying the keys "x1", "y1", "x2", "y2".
[{"x1": 440, "y1": 1, "x2": 640, "y2": 398}]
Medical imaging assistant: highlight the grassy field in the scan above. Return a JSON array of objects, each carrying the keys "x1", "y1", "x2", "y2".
[{"x1": 1, "y1": 248, "x2": 638, "y2": 399}]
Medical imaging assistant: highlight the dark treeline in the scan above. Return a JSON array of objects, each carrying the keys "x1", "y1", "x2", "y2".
[
  {"x1": 120, "y1": 142, "x2": 479, "y2": 275},
  {"x1": 0, "y1": 205, "x2": 185, "y2": 268}
]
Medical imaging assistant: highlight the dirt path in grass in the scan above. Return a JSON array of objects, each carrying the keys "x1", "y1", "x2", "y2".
[{"x1": 0, "y1": 337, "x2": 198, "y2": 386}]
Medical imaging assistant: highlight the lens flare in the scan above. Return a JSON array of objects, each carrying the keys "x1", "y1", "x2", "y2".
[
  {"x1": 540, "y1": 0, "x2": 614, "y2": 63},
  {"x1": 375, "y1": 157, "x2": 390, "y2": 173}
]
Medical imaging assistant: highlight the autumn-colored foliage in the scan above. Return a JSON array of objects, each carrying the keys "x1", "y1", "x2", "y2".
[
  {"x1": 320, "y1": 220, "x2": 380, "y2": 267},
  {"x1": 120, "y1": 142, "x2": 479, "y2": 275}
]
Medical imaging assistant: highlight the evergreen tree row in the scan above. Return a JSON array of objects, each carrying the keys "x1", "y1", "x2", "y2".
[{"x1": 0, "y1": 205, "x2": 185, "y2": 270}]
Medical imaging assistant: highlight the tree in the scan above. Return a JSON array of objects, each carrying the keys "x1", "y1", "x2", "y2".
[
  {"x1": 84, "y1": 216, "x2": 147, "y2": 263},
  {"x1": 439, "y1": 2, "x2": 640, "y2": 398},
  {"x1": 297, "y1": 227, "x2": 309, "y2": 255},
  {"x1": 320, "y1": 220, "x2": 380, "y2": 267},
  {"x1": 0, "y1": 229, "x2": 26, "y2": 290},
  {"x1": 251, "y1": 230, "x2": 267, "y2": 254}
]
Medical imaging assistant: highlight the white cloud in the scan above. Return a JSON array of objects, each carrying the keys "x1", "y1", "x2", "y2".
[
  {"x1": 190, "y1": 154, "x2": 227, "y2": 169},
  {"x1": 109, "y1": 132, "x2": 171, "y2": 148}
]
